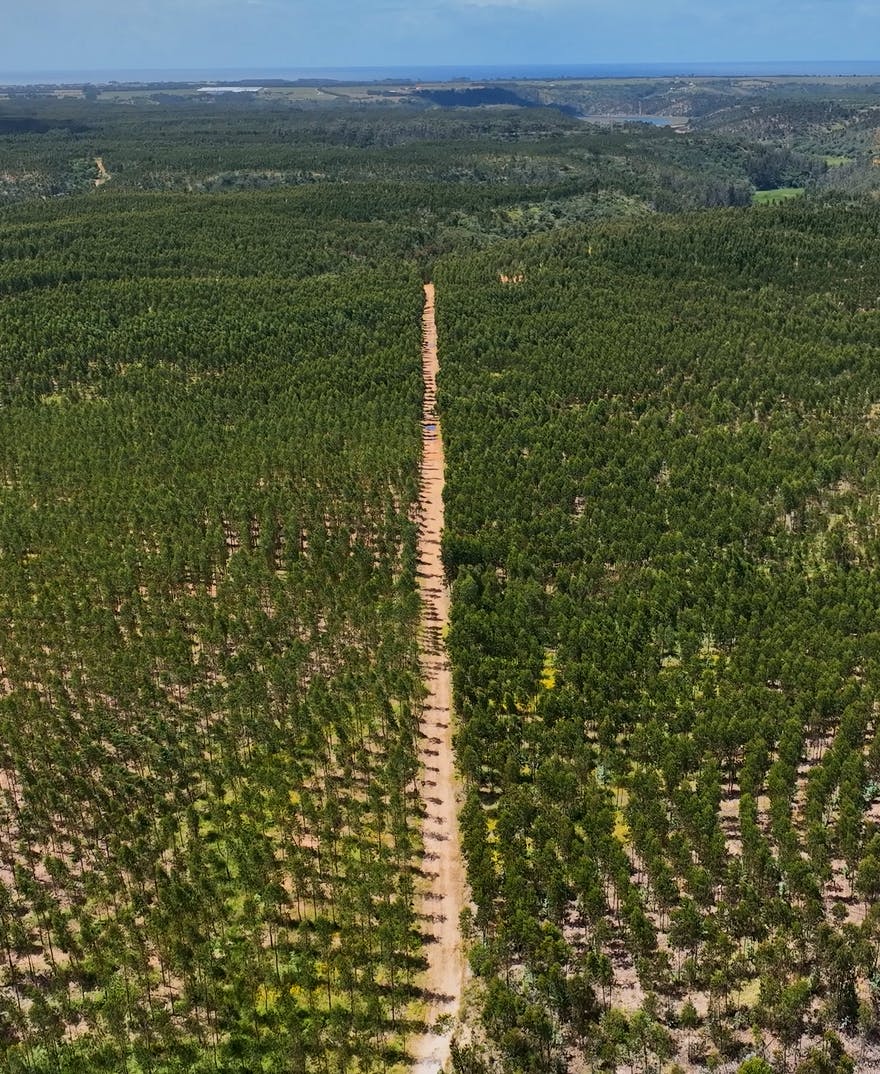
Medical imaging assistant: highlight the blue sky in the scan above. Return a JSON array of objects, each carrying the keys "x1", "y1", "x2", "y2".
[{"x1": 3, "y1": 0, "x2": 880, "y2": 74}]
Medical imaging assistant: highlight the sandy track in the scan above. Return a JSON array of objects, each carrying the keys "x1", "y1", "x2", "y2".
[{"x1": 408, "y1": 284, "x2": 468, "y2": 1074}]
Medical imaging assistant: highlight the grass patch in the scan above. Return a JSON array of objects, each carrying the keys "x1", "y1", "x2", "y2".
[
  {"x1": 733, "y1": 978, "x2": 761, "y2": 1009},
  {"x1": 752, "y1": 187, "x2": 805, "y2": 205},
  {"x1": 824, "y1": 155, "x2": 854, "y2": 167}
]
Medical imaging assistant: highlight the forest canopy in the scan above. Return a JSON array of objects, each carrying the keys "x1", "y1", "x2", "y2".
[{"x1": 1, "y1": 80, "x2": 880, "y2": 1072}]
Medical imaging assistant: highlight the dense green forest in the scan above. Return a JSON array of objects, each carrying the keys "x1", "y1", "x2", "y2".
[
  {"x1": 436, "y1": 203, "x2": 880, "y2": 1073},
  {"x1": 0, "y1": 94, "x2": 832, "y2": 213},
  {"x1": 2, "y1": 82, "x2": 880, "y2": 1072},
  {"x1": 3, "y1": 75, "x2": 876, "y2": 205},
  {"x1": 0, "y1": 184, "x2": 432, "y2": 1070}
]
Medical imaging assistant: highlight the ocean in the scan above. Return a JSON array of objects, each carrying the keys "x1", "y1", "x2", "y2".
[{"x1": 3, "y1": 61, "x2": 880, "y2": 87}]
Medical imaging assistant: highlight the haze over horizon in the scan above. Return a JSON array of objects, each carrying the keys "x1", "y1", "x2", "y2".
[{"x1": 6, "y1": 0, "x2": 880, "y2": 75}]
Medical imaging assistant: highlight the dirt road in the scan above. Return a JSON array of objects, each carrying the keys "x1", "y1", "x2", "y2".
[{"x1": 409, "y1": 283, "x2": 468, "y2": 1073}]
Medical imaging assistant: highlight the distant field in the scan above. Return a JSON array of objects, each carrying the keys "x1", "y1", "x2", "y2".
[
  {"x1": 260, "y1": 85, "x2": 345, "y2": 100},
  {"x1": 752, "y1": 185, "x2": 805, "y2": 204}
]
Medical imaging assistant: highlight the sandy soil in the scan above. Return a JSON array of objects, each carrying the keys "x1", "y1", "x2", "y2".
[
  {"x1": 93, "y1": 157, "x2": 110, "y2": 188},
  {"x1": 408, "y1": 283, "x2": 468, "y2": 1074}
]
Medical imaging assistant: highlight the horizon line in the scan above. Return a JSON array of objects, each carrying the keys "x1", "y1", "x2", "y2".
[{"x1": 3, "y1": 59, "x2": 880, "y2": 88}]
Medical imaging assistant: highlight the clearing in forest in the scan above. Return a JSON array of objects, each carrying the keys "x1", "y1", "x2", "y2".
[
  {"x1": 409, "y1": 283, "x2": 468, "y2": 1073},
  {"x1": 93, "y1": 157, "x2": 111, "y2": 187}
]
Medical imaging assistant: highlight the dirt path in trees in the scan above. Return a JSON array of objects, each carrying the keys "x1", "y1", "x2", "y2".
[{"x1": 409, "y1": 283, "x2": 468, "y2": 1073}]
